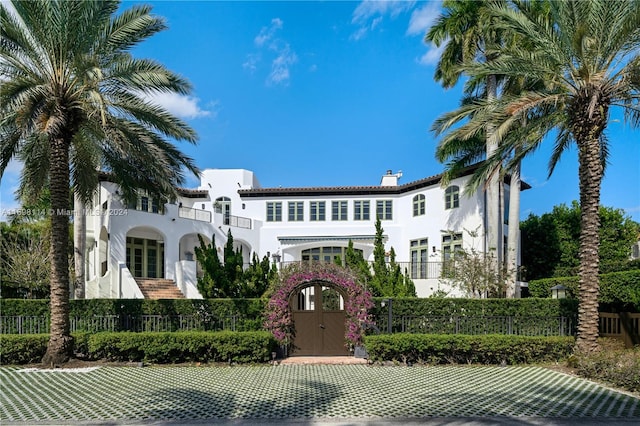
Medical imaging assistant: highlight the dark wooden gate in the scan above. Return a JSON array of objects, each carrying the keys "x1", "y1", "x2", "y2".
[{"x1": 290, "y1": 282, "x2": 348, "y2": 356}]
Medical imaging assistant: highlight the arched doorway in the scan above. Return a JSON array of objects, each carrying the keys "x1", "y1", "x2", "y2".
[
  {"x1": 126, "y1": 227, "x2": 165, "y2": 279},
  {"x1": 290, "y1": 281, "x2": 348, "y2": 356}
]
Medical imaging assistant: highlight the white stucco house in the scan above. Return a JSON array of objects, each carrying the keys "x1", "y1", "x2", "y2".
[{"x1": 83, "y1": 167, "x2": 528, "y2": 299}]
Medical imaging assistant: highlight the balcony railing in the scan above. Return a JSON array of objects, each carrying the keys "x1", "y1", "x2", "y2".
[
  {"x1": 179, "y1": 206, "x2": 211, "y2": 222},
  {"x1": 277, "y1": 260, "x2": 450, "y2": 280},
  {"x1": 223, "y1": 214, "x2": 252, "y2": 229}
]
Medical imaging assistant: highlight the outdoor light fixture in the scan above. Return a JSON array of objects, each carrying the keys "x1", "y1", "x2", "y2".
[
  {"x1": 551, "y1": 285, "x2": 567, "y2": 299},
  {"x1": 381, "y1": 298, "x2": 393, "y2": 333}
]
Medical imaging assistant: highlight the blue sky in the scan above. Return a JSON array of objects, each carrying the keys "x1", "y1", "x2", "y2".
[{"x1": 1, "y1": 0, "x2": 638, "y2": 223}]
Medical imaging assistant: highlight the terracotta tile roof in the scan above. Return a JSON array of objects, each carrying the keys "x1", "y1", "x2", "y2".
[
  {"x1": 238, "y1": 165, "x2": 531, "y2": 198},
  {"x1": 97, "y1": 171, "x2": 209, "y2": 198}
]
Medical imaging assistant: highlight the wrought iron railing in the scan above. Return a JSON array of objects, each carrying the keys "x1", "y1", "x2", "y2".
[
  {"x1": 0, "y1": 314, "x2": 255, "y2": 334},
  {"x1": 372, "y1": 315, "x2": 576, "y2": 337}
]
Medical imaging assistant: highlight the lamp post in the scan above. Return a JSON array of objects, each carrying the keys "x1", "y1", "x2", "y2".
[
  {"x1": 550, "y1": 285, "x2": 567, "y2": 299},
  {"x1": 381, "y1": 298, "x2": 393, "y2": 333},
  {"x1": 271, "y1": 253, "x2": 281, "y2": 268}
]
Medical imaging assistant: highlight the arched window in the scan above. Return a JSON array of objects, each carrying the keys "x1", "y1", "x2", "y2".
[
  {"x1": 413, "y1": 194, "x2": 426, "y2": 216},
  {"x1": 445, "y1": 186, "x2": 459, "y2": 210},
  {"x1": 215, "y1": 196, "x2": 231, "y2": 224}
]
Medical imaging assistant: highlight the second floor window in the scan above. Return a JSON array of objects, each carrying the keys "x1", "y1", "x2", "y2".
[
  {"x1": 288, "y1": 201, "x2": 304, "y2": 221},
  {"x1": 410, "y1": 238, "x2": 429, "y2": 279},
  {"x1": 128, "y1": 192, "x2": 164, "y2": 214},
  {"x1": 266, "y1": 202, "x2": 282, "y2": 222},
  {"x1": 442, "y1": 233, "x2": 463, "y2": 260},
  {"x1": 354, "y1": 200, "x2": 370, "y2": 221},
  {"x1": 413, "y1": 194, "x2": 426, "y2": 216},
  {"x1": 310, "y1": 201, "x2": 326, "y2": 221},
  {"x1": 332, "y1": 201, "x2": 348, "y2": 221},
  {"x1": 376, "y1": 200, "x2": 393, "y2": 220},
  {"x1": 445, "y1": 185, "x2": 459, "y2": 209}
]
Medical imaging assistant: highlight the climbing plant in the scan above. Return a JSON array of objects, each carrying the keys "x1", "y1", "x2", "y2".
[{"x1": 264, "y1": 262, "x2": 375, "y2": 349}]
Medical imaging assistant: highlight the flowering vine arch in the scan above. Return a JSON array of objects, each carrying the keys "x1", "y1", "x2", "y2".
[{"x1": 264, "y1": 262, "x2": 375, "y2": 350}]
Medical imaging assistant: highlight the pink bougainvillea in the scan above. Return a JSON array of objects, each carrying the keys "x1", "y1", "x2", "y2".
[{"x1": 264, "y1": 262, "x2": 375, "y2": 349}]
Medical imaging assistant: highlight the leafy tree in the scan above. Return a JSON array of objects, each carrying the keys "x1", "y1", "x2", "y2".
[
  {"x1": 241, "y1": 252, "x2": 278, "y2": 298},
  {"x1": 195, "y1": 230, "x2": 277, "y2": 298},
  {"x1": 369, "y1": 218, "x2": 416, "y2": 297},
  {"x1": 344, "y1": 240, "x2": 372, "y2": 289},
  {"x1": 430, "y1": 0, "x2": 640, "y2": 353},
  {"x1": 522, "y1": 202, "x2": 640, "y2": 280},
  {"x1": 194, "y1": 234, "x2": 226, "y2": 298},
  {"x1": 1, "y1": 0, "x2": 199, "y2": 363},
  {"x1": 222, "y1": 229, "x2": 244, "y2": 296},
  {"x1": 0, "y1": 221, "x2": 50, "y2": 298},
  {"x1": 440, "y1": 227, "x2": 511, "y2": 298}
]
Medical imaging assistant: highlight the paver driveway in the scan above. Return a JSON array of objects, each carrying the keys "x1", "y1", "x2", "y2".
[{"x1": 1, "y1": 364, "x2": 638, "y2": 424}]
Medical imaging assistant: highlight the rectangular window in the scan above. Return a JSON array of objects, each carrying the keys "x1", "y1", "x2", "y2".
[
  {"x1": 332, "y1": 201, "x2": 348, "y2": 221},
  {"x1": 376, "y1": 200, "x2": 393, "y2": 220},
  {"x1": 442, "y1": 233, "x2": 463, "y2": 277},
  {"x1": 310, "y1": 201, "x2": 326, "y2": 221},
  {"x1": 410, "y1": 238, "x2": 429, "y2": 279},
  {"x1": 140, "y1": 196, "x2": 149, "y2": 212},
  {"x1": 288, "y1": 201, "x2": 304, "y2": 221},
  {"x1": 266, "y1": 202, "x2": 282, "y2": 222},
  {"x1": 354, "y1": 200, "x2": 370, "y2": 221}
]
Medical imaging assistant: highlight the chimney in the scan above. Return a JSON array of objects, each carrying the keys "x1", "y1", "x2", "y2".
[{"x1": 380, "y1": 170, "x2": 403, "y2": 187}]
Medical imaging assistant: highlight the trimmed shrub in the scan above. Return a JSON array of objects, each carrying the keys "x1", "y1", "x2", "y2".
[
  {"x1": 0, "y1": 334, "x2": 49, "y2": 364},
  {"x1": 528, "y1": 270, "x2": 640, "y2": 311},
  {"x1": 364, "y1": 333, "x2": 574, "y2": 365},
  {"x1": 0, "y1": 331, "x2": 276, "y2": 365},
  {"x1": 87, "y1": 331, "x2": 276, "y2": 363},
  {"x1": 569, "y1": 339, "x2": 640, "y2": 393}
]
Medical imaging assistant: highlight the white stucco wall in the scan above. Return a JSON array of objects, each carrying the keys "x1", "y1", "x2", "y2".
[{"x1": 86, "y1": 168, "x2": 517, "y2": 299}]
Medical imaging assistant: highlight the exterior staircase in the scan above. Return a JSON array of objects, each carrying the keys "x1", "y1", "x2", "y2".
[{"x1": 135, "y1": 278, "x2": 185, "y2": 299}]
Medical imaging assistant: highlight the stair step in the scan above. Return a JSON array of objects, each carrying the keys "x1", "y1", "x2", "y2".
[{"x1": 134, "y1": 278, "x2": 185, "y2": 300}]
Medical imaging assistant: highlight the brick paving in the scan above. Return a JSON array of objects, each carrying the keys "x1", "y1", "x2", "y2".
[{"x1": 1, "y1": 364, "x2": 638, "y2": 424}]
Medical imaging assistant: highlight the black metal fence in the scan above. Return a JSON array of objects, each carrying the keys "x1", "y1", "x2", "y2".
[
  {"x1": 373, "y1": 315, "x2": 575, "y2": 337},
  {"x1": 2, "y1": 313, "x2": 575, "y2": 337},
  {"x1": 0, "y1": 314, "x2": 255, "y2": 334}
]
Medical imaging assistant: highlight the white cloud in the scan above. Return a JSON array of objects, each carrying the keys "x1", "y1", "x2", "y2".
[
  {"x1": 143, "y1": 92, "x2": 214, "y2": 119},
  {"x1": 245, "y1": 18, "x2": 297, "y2": 86},
  {"x1": 352, "y1": 1, "x2": 415, "y2": 24},
  {"x1": 350, "y1": 0, "x2": 416, "y2": 40},
  {"x1": 242, "y1": 53, "x2": 261, "y2": 73},
  {"x1": 268, "y1": 46, "x2": 298, "y2": 86},
  {"x1": 0, "y1": 159, "x2": 22, "y2": 222},
  {"x1": 418, "y1": 41, "x2": 446, "y2": 66},
  {"x1": 254, "y1": 18, "x2": 283, "y2": 47},
  {"x1": 406, "y1": 2, "x2": 441, "y2": 36}
]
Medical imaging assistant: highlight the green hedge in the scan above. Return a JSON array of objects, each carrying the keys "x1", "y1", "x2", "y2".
[
  {"x1": 0, "y1": 298, "x2": 267, "y2": 317},
  {"x1": 364, "y1": 333, "x2": 574, "y2": 365},
  {"x1": 0, "y1": 331, "x2": 277, "y2": 365},
  {"x1": 0, "y1": 334, "x2": 49, "y2": 364},
  {"x1": 370, "y1": 297, "x2": 578, "y2": 317},
  {"x1": 528, "y1": 269, "x2": 640, "y2": 311}
]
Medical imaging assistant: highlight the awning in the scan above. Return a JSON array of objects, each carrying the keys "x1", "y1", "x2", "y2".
[{"x1": 277, "y1": 235, "x2": 379, "y2": 245}]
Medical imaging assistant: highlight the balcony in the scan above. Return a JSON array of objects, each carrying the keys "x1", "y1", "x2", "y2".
[
  {"x1": 216, "y1": 212, "x2": 252, "y2": 229},
  {"x1": 178, "y1": 206, "x2": 211, "y2": 222},
  {"x1": 276, "y1": 260, "x2": 449, "y2": 280}
]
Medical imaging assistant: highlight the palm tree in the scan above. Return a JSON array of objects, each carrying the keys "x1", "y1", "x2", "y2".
[
  {"x1": 432, "y1": 0, "x2": 640, "y2": 353},
  {"x1": 0, "y1": 0, "x2": 199, "y2": 364},
  {"x1": 426, "y1": 0, "x2": 507, "y2": 279}
]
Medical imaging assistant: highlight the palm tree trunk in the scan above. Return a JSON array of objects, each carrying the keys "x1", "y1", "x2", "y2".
[
  {"x1": 485, "y1": 74, "x2": 503, "y2": 283},
  {"x1": 41, "y1": 137, "x2": 74, "y2": 365},
  {"x1": 575, "y1": 134, "x2": 603, "y2": 354},
  {"x1": 506, "y1": 158, "x2": 521, "y2": 298},
  {"x1": 73, "y1": 193, "x2": 86, "y2": 299}
]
